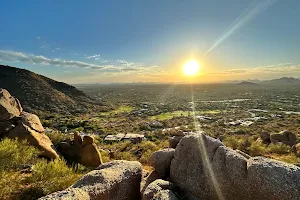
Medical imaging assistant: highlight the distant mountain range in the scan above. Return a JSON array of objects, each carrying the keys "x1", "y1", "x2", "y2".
[
  {"x1": 235, "y1": 77, "x2": 300, "y2": 85},
  {"x1": 236, "y1": 81, "x2": 259, "y2": 86},
  {"x1": 0, "y1": 65, "x2": 102, "y2": 114},
  {"x1": 261, "y1": 77, "x2": 300, "y2": 84}
]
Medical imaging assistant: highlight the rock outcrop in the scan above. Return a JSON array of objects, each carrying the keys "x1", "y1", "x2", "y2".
[
  {"x1": 149, "y1": 148, "x2": 175, "y2": 177},
  {"x1": 170, "y1": 133, "x2": 300, "y2": 200},
  {"x1": 39, "y1": 188, "x2": 90, "y2": 200},
  {"x1": 168, "y1": 136, "x2": 183, "y2": 148},
  {"x1": 293, "y1": 143, "x2": 300, "y2": 156},
  {"x1": 142, "y1": 179, "x2": 178, "y2": 200},
  {"x1": 42, "y1": 133, "x2": 300, "y2": 200},
  {"x1": 40, "y1": 160, "x2": 143, "y2": 200},
  {"x1": 56, "y1": 132, "x2": 102, "y2": 167},
  {"x1": 0, "y1": 88, "x2": 22, "y2": 121},
  {"x1": 0, "y1": 88, "x2": 59, "y2": 159},
  {"x1": 260, "y1": 131, "x2": 271, "y2": 144},
  {"x1": 270, "y1": 130, "x2": 297, "y2": 146}
]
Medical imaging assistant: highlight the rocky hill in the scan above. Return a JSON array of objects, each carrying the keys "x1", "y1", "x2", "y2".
[
  {"x1": 262, "y1": 77, "x2": 300, "y2": 85},
  {"x1": 0, "y1": 65, "x2": 101, "y2": 114},
  {"x1": 236, "y1": 81, "x2": 259, "y2": 86}
]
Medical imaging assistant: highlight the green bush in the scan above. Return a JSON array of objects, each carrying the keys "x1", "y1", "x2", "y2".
[
  {"x1": 0, "y1": 138, "x2": 85, "y2": 199},
  {"x1": 275, "y1": 153, "x2": 300, "y2": 164},
  {"x1": 0, "y1": 171, "x2": 24, "y2": 200},
  {"x1": 0, "y1": 138, "x2": 39, "y2": 171},
  {"x1": 46, "y1": 132, "x2": 70, "y2": 145},
  {"x1": 247, "y1": 142, "x2": 267, "y2": 156},
  {"x1": 267, "y1": 143, "x2": 291, "y2": 155},
  {"x1": 29, "y1": 159, "x2": 81, "y2": 195}
]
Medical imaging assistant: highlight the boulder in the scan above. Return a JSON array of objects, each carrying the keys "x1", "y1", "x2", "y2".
[
  {"x1": 270, "y1": 130, "x2": 296, "y2": 146},
  {"x1": 72, "y1": 160, "x2": 142, "y2": 200},
  {"x1": 170, "y1": 133, "x2": 300, "y2": 200},
  {"x1": 21, "y1": 112, "x2": 44, "y2": 132},
  {"x1": 56, "y1": 133, "x2": 102, "y2": 167},
  {"x1": 141, "y1": 171, "x2": 162, "y2": 194},
  {"x1": 293, "y1": 143, "x2": 300, "y2": 156},
  {"x1": 149, "y1": 148, "x2": 175, "y2": 177},
  {"x1": 7, "y1": 119, "x2": 60, "y2": 159},
  {"x1": 260, "y1": 131, "x2": 271, "y2": 144},
  {"x1": 142, "y1": 179, "x2": 178, "y2": 200},
  {"x1": 39, "y1": 188, "x2": 90, "y2": 200},
  {"x1": 0, "y1": 88, "x2": 22, "y2": 121},
  {"x1": 168, "y1": 136, "x2": 183, "y2": 148},
  {"x1": 80, "y1": 142, "x2": 102, "y2": 167},
  {"x1": 170, "y1": 130, "x2": 185, "y2": 137},
  {"x1": 0, "y1": 121, "x2": 14, "y2": 136},
  {"x1": 247, "y1": 157, "x2": 300, "y2": 200}
]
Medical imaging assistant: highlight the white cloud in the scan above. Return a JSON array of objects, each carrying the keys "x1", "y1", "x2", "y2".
[
  {"x1": 85, "y1": 54, "x2": 101, "y2": 59},
  {"x1": 0, "y1": 50, "x2": 156, "y2": 72}
]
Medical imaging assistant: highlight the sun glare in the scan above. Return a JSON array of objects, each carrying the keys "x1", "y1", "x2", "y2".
[{"x1": 183, "y1": 60, "x2": 200, "y2": 76}]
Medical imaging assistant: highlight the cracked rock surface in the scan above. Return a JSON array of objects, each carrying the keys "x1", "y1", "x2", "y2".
[{"x1": 170, "y1": 133, "x2": 300, "y2": 200}]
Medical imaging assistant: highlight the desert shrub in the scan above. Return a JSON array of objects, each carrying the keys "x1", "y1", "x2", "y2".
[
  {"x1": 46, "y1": 132, "x2": 70, "y2": 145},
  {"x1": 19, "y1": 186, "x2": 46, "y2": 200},
  {"x1": 247, "y1": 141, "x2": 267, "y2": 156},
  {"x1": 267, "y1": 143, "x2": 291, "y2": 155},
  {"x1": 138, "y1": 141, "x2": 160, "y2": 165},
  {"x1": 223, "y1": 136, "x2": 241, "y2": 150},
  {"x1": 99, "y1": 149, "x2": 110, "y2": 163},
  {"x1": 0, "y1": 171, "x2": 24, "y2": 200},
  {"x1": 0, "y1": 138, "x2": 39, "y2": 171},
  {"x1": 114, "y1": 151, "x2": 136, "y2": 161},
  {"x1": 273, "y1": 153, "x2": 300, "y2": 164},
  {"x1": 29, "y1": 159, "x2": 81, "y2": 195},
  {"x1": 222, "y1": 135, "x2": 249, "y2": 151}
]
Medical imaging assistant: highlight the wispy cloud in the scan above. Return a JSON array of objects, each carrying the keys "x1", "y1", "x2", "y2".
[
  {"x1": 85, "y1": 54, "x2": 101, "y2": 60},
  {"x1": 0, "y1": 50, "x2": 157, "y2": 72}
]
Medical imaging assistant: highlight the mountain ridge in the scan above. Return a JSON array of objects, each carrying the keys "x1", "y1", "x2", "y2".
[{"x1": 0, "y1": 65, "x2": 102, "y2": 114}]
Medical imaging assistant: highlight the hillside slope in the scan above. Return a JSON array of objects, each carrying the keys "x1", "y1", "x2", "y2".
[
  {"x1": 0, "y1": 65, "x2": 101, "y2": 114},
  {"x1": 262, "y1": 77, "x2": 300, "y2": 84}
]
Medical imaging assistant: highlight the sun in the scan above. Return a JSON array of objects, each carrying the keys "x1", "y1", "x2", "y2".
[{"x1": 183, "y1": 60, "x2": 200, "y2": 76}]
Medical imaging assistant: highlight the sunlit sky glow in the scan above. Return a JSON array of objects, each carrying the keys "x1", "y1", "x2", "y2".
[{"x1": 1, "y1": 0, "x2": 300, "y2": 84}]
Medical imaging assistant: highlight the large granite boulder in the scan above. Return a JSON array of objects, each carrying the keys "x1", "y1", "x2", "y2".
[
  {"x1": 260, "y1": 131, "x2": 271, "y2": 144},
  {"x1": 0, "y1": 89, "x2": 59, "y2": 159},
  {"x1": 7, "y1": 118, "x2": 59, "y2": 159},
  {"x1": 41, "y1": 160, "x2": 143, "y2": 200},
  {"x1": 39, "y1": 188, "x2": 90, "y2": 200},
  {"x1": 20, "y1": 112, "x2": 44, "y2": 132},
  {"x1": 142, "y1": 179, "x2": 178, "y2": 200},
  {"x1": 149, "y1": 148, "x2": 175, "y2": 177},
  {"x1": 0, "y1": 88, "x2": 22, "y2": 121},
  {"x1": 270, "y1": 130, "x2": 297, "y2": 146},
  {"x1": 141, "y1": 171, "x2": 162, "y2": 194},
  {"x1": 168, "y1": 136, "x2": 183, "y2": 148},
  {"x1": 73, "y1": 160, "x2": 142, "y2": 200},
  {"x1": 293, "y1": 143, "x2": 300, "y2": 156},
  {"x1": 170, "y1": 133, "x2": 300, "y2": 200},
  {"x1": 56, "y1": 133, "x2": 102, "y2": 167}
]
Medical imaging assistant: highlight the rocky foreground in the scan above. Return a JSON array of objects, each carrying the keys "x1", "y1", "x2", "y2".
[
  {"x1": 41, "y1": 133, "x2": 300, "y2": 200},
  {"x1": 1, "y1": 87, "x2": 300, "y2": 200}
]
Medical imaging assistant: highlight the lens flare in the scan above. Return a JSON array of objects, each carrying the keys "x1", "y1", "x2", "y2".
[
  {"x1": 205, "y1": 0, "x2": 277, "y2": 55},
  {"x1": 183, "y1": 60, "x2": 200, "y2": 76}
]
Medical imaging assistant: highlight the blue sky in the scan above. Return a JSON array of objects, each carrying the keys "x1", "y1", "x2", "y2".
[{"x1": 1, "y1": 0, "x2": 300, "y2": 83}]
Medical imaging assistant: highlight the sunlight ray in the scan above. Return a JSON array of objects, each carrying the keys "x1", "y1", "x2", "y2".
[
  {"x1": 190, "y1": 85, "x2": 225, "y2": 200},
  {"x1": 158, "y1": 83, "x2": 177, "y2": 104},
  {"x1": 205, "y1": 0, "x2": 277, "y2": 55}
]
